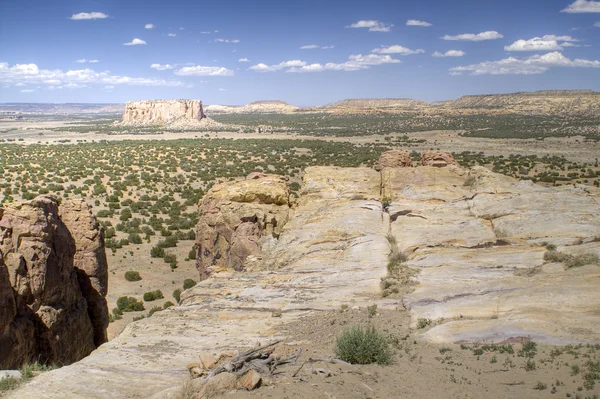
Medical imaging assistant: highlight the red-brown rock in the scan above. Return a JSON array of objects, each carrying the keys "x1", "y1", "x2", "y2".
[
  {"x1": 420, "y1": 151, "x2": 460, "y2": 168},
  {"x1": 376, "y1": 150, "x2": 413, "y2": 169}
]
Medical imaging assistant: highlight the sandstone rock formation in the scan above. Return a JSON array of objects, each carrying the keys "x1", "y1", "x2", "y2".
[
  {"x1": 8, "y1": 162, "x2": 600, "y2": 399},
  {"x1": 195, "y1": 174, "x2": 291, "y2": 280},
  {"x1": 420, "y1": 150, "x2": 460, "y2": 167},
  {"x1": 376, "y1": 149, "x2": 413, "y2": 169},
  {"x1": 0, "y1": 196, "x2": 108, "y2": 369},
  {"x1": 121, "y1": 100, "x2": 205, "y2": 125}
]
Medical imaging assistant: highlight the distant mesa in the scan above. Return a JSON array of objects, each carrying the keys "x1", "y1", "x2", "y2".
[
  {"x1": 324, "y1": 98, "x2": 429, "y2": 110},
  {"x1": 204, "y1": 100, "x2": 299, "y2": 114}
]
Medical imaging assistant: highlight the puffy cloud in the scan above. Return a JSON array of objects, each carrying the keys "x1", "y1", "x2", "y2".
[
  {"x1": 406, "y1": 20, "x2": 432, "y2": 27},
  {"x1": 70, "y1": 12, "x2": 108, "y2": 20},
  {"x1": 174, "y1": 65, "x2": 234, "y2": 76},
  {"x1": 123, "y1": 38, "x2": 147, "y2": 46},
  {"x1": 442, "y1": 31, "x2": 503, "y2": 41},
  {"x1": 214, "y1": 38, "x2": 240, "y2": 43},
  {"x1": 21, "y1": 89, "x2": 34, "y2": 93},
  {"x1": 0, "y1": 61, "x2": 184, "y2": 87},
  {"x1": 346, "y1": 20, "x2": 393, "y2": 32},
  {"x1": 150, "y1": 63, "x2": 174, "y2": 70},
  {"x1": 449, "y1": 51, "x2": 600, "y2": 75},
  {"x1": 238, "y1": 58, "x2": 250, "y2": 62},
  {"x1": 145, "y1": 24, "x2": 155, "y2": 29},
  {"x1": 504, "y1": 35, "x2": 579, "y2": 51},
  {"x1": 76, "y1": 59, "x2": 99, "y2": 63},
  {"x1": 561, "y1": 0, "x2": 600, "y2": 13},
  {"x1": 250, "y1": 54, "x2": 400, "y2": 73},
  {"x1": 372, "y1": 45, "x2": 425, "y2": 55},
  {"x1": 167, "y1": 33, "x2": 176, "y2": 37},
  {"x1": 432, "y1": 50, "x2": 465, "y2": 57}
]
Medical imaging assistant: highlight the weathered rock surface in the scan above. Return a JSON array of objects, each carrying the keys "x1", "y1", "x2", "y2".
[
  {"x1": 195, "y1": 174, "x2": 291, "y2": 279},
  {"x1": 121, "y1": 100, "x2": 205, "y2": 125},
  {"x1": 9, "y1": 164, "x2": 600, "y2": 398},
  {"x1": 376, "y1": 149, "x2": 413, "y2": 169},
  {"x1": 0, "y1": 196, "x2": 108, "y2": 369},
  {"x1": 420, "y1": 150, "x2": 460, "y2": 167}
]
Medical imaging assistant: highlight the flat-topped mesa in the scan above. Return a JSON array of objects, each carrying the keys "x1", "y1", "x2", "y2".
[
  {"x1": 0, "y1": 196, "x2": 108, "y2": 369},
  {"x1": 121, "y1": 99, "x2": 205, "y2": 125}
]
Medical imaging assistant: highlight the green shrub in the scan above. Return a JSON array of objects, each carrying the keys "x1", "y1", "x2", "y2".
[
  {"x1": 124, "y1": 271, "x2": 142, "y2": 281},
  {"x1": 173, "y1": 289, "x2": 182, "y2": 302},
  {"x1": 143, "y1": 290, "x2": 164, "y2": 302},
  {"x1": 116, "y1": 296, "x2": 145, "y2": 312},
  {"x1": 188, "y1": 248, "x2": 197, "y2": 260},
  {"x1": 543, "y1": 250, "x2": 599, "y2": 269},
  {"x1": 183, "y1": 279, "x2": 197, "y2": 290},
  {"x1": 163, "y1": 301, "x2": 175, "y2": 309},
  {"x1": 334, "y1": 325, "x2": 392, "y2": 365},
  {"x1": 128, "y1": 233, "x2": 143, "y2": 245},
  {"x1": 150, "y1": 246, "x2": 165, "y2": 258},
  {"x1": 147, "y1": 306, "x2": 163, "y2": 317}
]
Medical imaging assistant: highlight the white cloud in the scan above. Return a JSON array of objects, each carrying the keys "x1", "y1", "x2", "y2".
[
  {"x1": 200, "y1": 31, "x2": 211, "y2": 34},
  {"x1": 15, "y1": 82, "x2": 25, "y2": 86},
  {"x1": 0, "y1": 61, "x2": 184, "y2": 87},
  {"x1": 249, "y1": 53, "x2": 400, "y2": 73},
  {"x1": 104, "y1": 85, "x2": 114, "y2": 89},
  {"x1": 406, "y1": 19, "x2": 432, "y2": 27},
  {"x1": 218, "y1": 88, "x2": 226, "y2": 91},
  {"x1": 238, "y1": 58, "x2": 250, "y2": 62},
  {"x1": 21, "y1": 89, "x2": 34, "y2": 93},
  {"x1": 214, "y1": 38, "x2": 240, "y2": 43},
  {"x1": 70, "y1": 12, "x2": 108, "y2": 20},
  {"x1": 300, "y1": 44, "x2": 335, "y2": 50},
  {"x1": 76, "y1": 59, "x2": 99, "y2": 63},
  {"x1": 174, "y1": 65, "x2": 234, "y2": 76},
  {"x1": 145, "y1": 23, "x2": 154, "y2": 29},
  {"x1": 449, "y1": 51, "x2": 600, "y2": 75},
  {"x1": 595, "y1": 21, "x2": 600, "y2": 26},
  {"x1": 562, "y1": 0, "x2": 600, "y2": 13},
  {"x1": 442, "y1": 31, "x2": 503, "y2": 41},
  {"x1": 123, "y1": 38, "x2": 147, "y2": 46},
  {"x1": 346, "y1": 20, "x2": 393, "y2": 32},
  {"x1": 168, "y1": 33, "x2": 176, "y2": 37},
  {"x1": 504, "y1": 35, "x2": 579, "y2": 51},
  {"x1": 372, "y1": 45, "x2": 425, "y2": 55},
  {"x1": 150, "y1": 63, "x2": 174, "y2": 70},
  {"x1": 432, "y1": 50, "x2": 465, "y2": 57}
]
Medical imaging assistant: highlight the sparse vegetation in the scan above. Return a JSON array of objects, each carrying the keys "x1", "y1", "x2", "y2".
[
  {"x1": 143, "y1": 289, "x2": 164, "y2": 302},
  {"x1": 334, "y1": 325, "x2": 392, "y2": 365},
  {"x1": 124, "y1": 270, "x2": 142, "y2": 282},
  {"x1": 183, "y1": 279, "x2": 197, "y2": 290},
  {"x1": 116, "y1": 296, "x2": 145, "y2": 312}
]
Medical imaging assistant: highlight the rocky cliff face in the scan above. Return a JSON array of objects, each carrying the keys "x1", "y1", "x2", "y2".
[
  {"x1": 195, "y1": 174, "x2": 291, "y2": 280},
  {"x1": 8, "y1": 160, "x2": 600, "y2": 399},
  {"x1": 121, "y1": 100, "x2": 205, "y2": 125},
  {"x1": 0, "y1": 196, "x2": 108, "y2": 369}
]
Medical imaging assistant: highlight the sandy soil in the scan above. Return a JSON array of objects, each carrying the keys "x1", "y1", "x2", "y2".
[{"x1": 220, "y1": 308, "x2": 600, "y2": 399}]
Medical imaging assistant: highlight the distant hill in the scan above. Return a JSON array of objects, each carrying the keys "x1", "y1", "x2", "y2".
[
  {"x1": 205, "y1": 100, "x2": 299, "y2": 114},
  {"x1": 0, "y1": 103, "x2": 123, "y2": 114},
  {"x1": 441, "y1": 90, "x2": 600, "y2": 116},
  {"x1": 323, "y1": 98, "x2": 428, "y2": 110}
]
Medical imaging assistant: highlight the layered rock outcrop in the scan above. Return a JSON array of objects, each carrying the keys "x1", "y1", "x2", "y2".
[
  {"x1": 8, "y1": 160, "x2": 600, "y2": 399},
  {"x1": 195, "y1": 174, "x2": 291, "y2": 280},
  {"x1": 0, "y1": 196, "x2": 108, "y2": 369},
  {"x1": 121, "y1": 100, "x2": 205, "y2": 125},
  {"x1": 420, "y1": 150, "x2": 460, "y2": 167},
  {"x1": 376, "y1": 149, "x2": 413, "y2": 169}
]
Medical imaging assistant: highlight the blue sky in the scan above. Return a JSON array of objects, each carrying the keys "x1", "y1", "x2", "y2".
[{"x1": 1, "y1": 0, "x2": 600, "y2": 105}]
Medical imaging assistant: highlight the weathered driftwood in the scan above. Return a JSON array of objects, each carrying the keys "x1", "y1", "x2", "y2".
[{"x1": 203, "y1": 341, "x2": 302, "y2": 381}]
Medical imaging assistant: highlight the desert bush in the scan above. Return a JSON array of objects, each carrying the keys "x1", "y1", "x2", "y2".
[
  {"x1": 183, "y1": 279, "x2": 197, "y2": 290},
  {"x1": 163, "y1": 301, "x2": 175, "y2": 309},
  {"x1": 128, "y1": 233, "x2": 143, "y2": 245},
  {"x1": 543, "y1": 250, "x2": 599, "y2": 269},
  {"x1": 150, "y1": 246, "x2": 165, "y2": 258},
  {"x1": 173, "y1": 289, "x2": 182, "y2": 302},
  {"x1": 143, "y1": 290, "x2": 164, "y2": 302},
  {"x1": 188, "y1": 248, "x2": 197, "y2": 260},
  {"x1": 116, "y1": 296, "x2": 145, "y2": 312},
  {"x1": 124, "y1": 270, "x2": 142, "y2": 281},
  {"x1": 334, "y1": 325, "x2": 392, "y2": 365},
  {"x1": 147, "y1": 306, "x2": 163, "y2": 317}
]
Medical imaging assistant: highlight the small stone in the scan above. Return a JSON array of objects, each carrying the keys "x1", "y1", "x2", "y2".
[
  {"x1": 199, "y1": 353, "x2": 217, "y2": 370},
  {"x1": 238, "y1": 369, "x2": 262, "y2": 391}
]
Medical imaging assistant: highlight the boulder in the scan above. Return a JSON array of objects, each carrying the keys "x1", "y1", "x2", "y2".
[
  {"x1": 238, "y1": 369, "x2": 261, "y2": 390},
  {"x1": 376, "y1": 150, "x2": 413, "y2": 169},
  {"x1": 195, "y1": 174, "x2": 291, "y2": 280},
  {"x1": 420, "y1": 151, "x2": 460, "y2": 167},
  {"x1": 0, "y1": 196, "x2": 108, "y2": 369}
]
